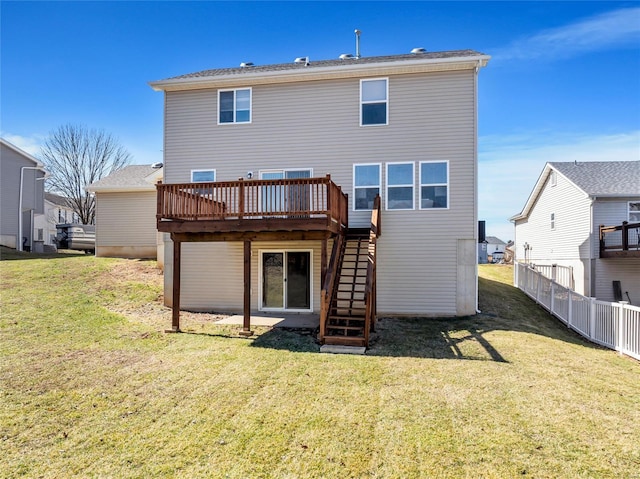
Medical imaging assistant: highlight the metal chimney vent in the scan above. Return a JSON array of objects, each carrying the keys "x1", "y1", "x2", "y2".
[
  {"x1": 294, "y1": 56, "x2": 310, "y2": 66},
  {"x1": 411, "y1": 47, "x2": 426, "y2": 54},
  {"x1": 339, "y1": 53, "x2": 354, "y2": 60},
  {"x1": 240, "y1": 62, "x2": 254, "y2": 68}
]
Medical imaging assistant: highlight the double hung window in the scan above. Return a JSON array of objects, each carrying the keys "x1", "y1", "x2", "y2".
[
  {"x1": 360, "y1": 78, "x2": 388, "y2": 126},
  {"x1": 219, "y1": 88, "x2": 251, "y2": 124},
  {"x1": 420, "y1": 161, "x2": 448, "y2": 209},
  {"x1": 629, "y1": 202, "x2": 640, "y2": 223},
  {"x1": 386, "y1": 162, "x2": 414, "y2": 210},
  {"x1": 353, "y1": 164, "x2": 381, "y2": 211}
]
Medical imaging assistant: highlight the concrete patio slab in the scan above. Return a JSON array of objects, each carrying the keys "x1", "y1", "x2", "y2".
[
  {"x1": 320, "y1": 345, "x2": 366, "y2": 355},
  {"x1": 215, "y1": 314, "x2": 319, "y2": 329}
]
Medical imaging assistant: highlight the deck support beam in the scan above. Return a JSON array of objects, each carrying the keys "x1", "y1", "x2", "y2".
[
  {"x1": 239, "y1": 240, "x2": 253, "y2": 337},
  {"x1": 167, "y1": 236, "x2": 181, "y2": 333}
]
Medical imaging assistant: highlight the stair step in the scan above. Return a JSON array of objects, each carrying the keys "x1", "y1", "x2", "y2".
[
  {"x1": 323, "y1": 336, "x2": 366, "y2": 347},
  {"x1": 326, "y1": 325, "x2": 364, "y2": 331},
  {"x1": 328, "y1": 315, "x2": 366, "y2": 321}
]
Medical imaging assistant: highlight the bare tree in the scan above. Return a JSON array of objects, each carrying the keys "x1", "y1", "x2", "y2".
[{"x1": 40, "y1": 124, "x2": 131, "y2": 224}]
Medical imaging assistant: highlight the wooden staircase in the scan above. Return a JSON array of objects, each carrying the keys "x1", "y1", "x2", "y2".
[{"x1": 320, "y1": 196, "x2": 381, "y2": 348}]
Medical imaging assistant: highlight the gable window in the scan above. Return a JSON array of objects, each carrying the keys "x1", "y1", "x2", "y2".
[
  {"x1": 191, "y1": 170, "x2": 216, "y2": 182},
  {"x1": 629, "y1": 202, "x2": 640, "y2": 223},
  {"x1": 360, "y1": 78, "x2": 388, "y2": 126},
  {"x1": 551, "y1": 213, "x2": 555, "y2": 230},
  {"x1": 550, "y1": 170, "x2": 557, "y2": 187},
  {"x1": 353, "y1": 163, "x2": 381, "y2": 210},
  {"x1": 420, "y1": 161, "x2": 448, "y2": 209},
  {"x1": 386, "y1": 162, "x2": 414, "y2": 210},
  {"x1": 219, "y1": 88, "x2": 251, "y2": 124}
]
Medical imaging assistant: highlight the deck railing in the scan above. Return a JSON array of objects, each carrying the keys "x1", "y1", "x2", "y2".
[
  {"x1": 363, "y1": 194, "x2": 382, "y2": 345},
  {"x1": 599, "y1": 221, "x2": 640, "y2": 257},
  {"x1": 157, "y1": 175, "x2": 348, "y2": 227}
]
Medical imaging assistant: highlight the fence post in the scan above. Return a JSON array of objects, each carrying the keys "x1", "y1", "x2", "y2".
[
  {"x1": 589, "y1": 297, "x2": 597, "y2": 338},
  {"x1": 617, "y1": 301, "x2": 628, "y2": 355},
  {"x1": 567, "y1": 290, "x2": 573, "y2": 328},
  {"x1": 514, "y1": 261, "x2": 519, "y2": 287},
  {"x1": 550, "y1": 280, "x2": 556, "y2": 313},
  {"x1": 536, "y1": 270, "x2": 542, "y2": 304}
]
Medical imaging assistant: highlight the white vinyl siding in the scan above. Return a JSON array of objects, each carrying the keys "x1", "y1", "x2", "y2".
[
  {"x1": 386, "y1": 162, "x2": 414, "y2": 210},
  {"x1": 163, "y1": 68, "x2": 478, "y2": 315}
]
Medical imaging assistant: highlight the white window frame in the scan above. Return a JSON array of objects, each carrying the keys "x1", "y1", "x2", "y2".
[
  {"x1": 550, "y1": 170, "x2": 557, "y2": 187},
  {"x1": 218, "y1": 87, "x2": 252, "y2": 125},
  {"x1": 419, "y1": 161, "x2": 449, "y2": 210},
  {"x1": 353, "y1": 163, "x2": 381, "y2": 211},
  {"x1": 190, "y1": 169, "x2": 216, "y2": 183},
  {"x1": 385, "y1": 162, "x2": 415, "y2": 211},
  {"x1": 360, "y1": 78, "x2": 389, "y2": 127},
  {"x1": 628, "y1": 201, "x2": 640, "y2": 223},
  {"x1": 258, "y1": 249, "x2": 313, "y2": 313}
]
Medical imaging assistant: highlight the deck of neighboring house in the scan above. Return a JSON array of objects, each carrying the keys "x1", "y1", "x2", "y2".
[
  {"x1": 599, "y1": 221, "x2": 640, "y2": 258},
  {"x1": 157, "y1": 176, "x2": 380, "y2": 347}
]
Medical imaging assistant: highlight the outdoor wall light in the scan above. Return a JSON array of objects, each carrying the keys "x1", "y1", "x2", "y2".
[{"x1": 247, "y1": 171, "x2": 253, "y2": 179}]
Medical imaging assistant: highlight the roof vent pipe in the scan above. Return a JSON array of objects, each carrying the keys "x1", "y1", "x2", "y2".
[
  {"x1": 294, "y1": 56, "x2": 310, "y2": 66},
  {"x1": 339, "y1": 53, "x2": 354, "y2": 60},
  {"x1": 355, "y1": 29, "x2": 361, "y2": 59},
  {"x1": 411, "y1": 47, "x2": 426, "y2": 54},
  {"x1": 240, "y1": 62, "x2": 254, "y2": 68}
]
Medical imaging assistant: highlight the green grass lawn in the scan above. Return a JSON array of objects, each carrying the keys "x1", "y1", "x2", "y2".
[{"x1": 1, "y1": 250, "x2": 639, "y2": 478}]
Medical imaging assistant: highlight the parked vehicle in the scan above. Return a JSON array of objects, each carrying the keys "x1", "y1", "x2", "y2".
[{"x1": 54, "y1": 224, "x2": 95, "y2": 253}]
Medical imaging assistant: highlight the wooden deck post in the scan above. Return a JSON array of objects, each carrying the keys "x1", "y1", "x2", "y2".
[
  {"x1": 167, "y1": 236, "x2": 181, "y2": 333},
  {"x1": 321, "y1": 238, "x2": 328, "y2": 289},
  {"x1": 239, "y1": 240, "x2": 253, "y2": 336}
]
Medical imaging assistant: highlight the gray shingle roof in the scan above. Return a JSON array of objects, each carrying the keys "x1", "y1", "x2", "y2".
[
  {"x1": 87, "y1": 165, "x2": 162, "y2": 191},
  {"x1": 166, "y1": 50, "x2": 486, "y2": 80},
  {"x1": 45, "y1": 192, "x2": 71, "y2": 207},
  {"x1": 485, "y1": 236, "x2": 506, "y2": 245},
  {"x1": 550, "y1": 161, "x2": 640, "y2": 196}
]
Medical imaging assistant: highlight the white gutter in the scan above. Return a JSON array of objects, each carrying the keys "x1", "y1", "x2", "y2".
[{"x1": 18, "y1": 166, "x2": 47, "y2": 252}]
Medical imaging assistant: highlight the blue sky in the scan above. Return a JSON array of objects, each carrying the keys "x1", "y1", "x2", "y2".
[{"x1": 2, "y1": 1, "x2": 639, "y2": 241}]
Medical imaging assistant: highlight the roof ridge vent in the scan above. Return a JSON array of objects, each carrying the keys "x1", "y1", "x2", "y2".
[
  {"x1": 151, "y1": 162, "x2": 163, "y2": 169},
  {"x1": 240, "y1": 62, "x2": 254, "y2": 68},
  {"x1": 294, "y1": 56, "x2": 310, "y2": 66},
  {"x1": 411, "y1": 47, "x2": 427, "y2": 54},
  {"x1": 339, "y1": 53, "x2": 354, "y2": 60}
]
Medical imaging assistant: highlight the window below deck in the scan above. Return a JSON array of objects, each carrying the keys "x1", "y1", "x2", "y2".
[{"x1": 191, "y1": 170, "x2": 216, "y2": 182}]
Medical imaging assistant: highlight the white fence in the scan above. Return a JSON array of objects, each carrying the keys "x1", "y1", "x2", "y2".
[
  {"x1": 515, "y1": 262, "x2": 640, "y2": 361},
  {"x1": 528, "y1": 263, "x2": 574, "y2": 290}
]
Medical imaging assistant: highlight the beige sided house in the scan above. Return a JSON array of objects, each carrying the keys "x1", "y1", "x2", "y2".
[
  {"x1": 87, "y1": 165, "x2": 163, "y2": 260},
  {"x1": 511, "y1": 161, "x2": 640, "y2": 305},
  {"x1": 149, "y1": 49, "x2": 490, "y2": 346}
]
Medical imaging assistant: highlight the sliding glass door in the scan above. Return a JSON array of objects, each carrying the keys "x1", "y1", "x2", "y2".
[{"x1": 261, "y1": 251, "x2": 311, "y2": 311}]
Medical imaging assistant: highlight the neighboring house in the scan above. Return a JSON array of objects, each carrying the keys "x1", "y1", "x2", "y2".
[
  {"x1": 486, "y1": 236, "x2": 506, "y2": 262},
  {"x1": 149, "y1": 48, "x2": 490, "y2": 345},
  {"x1": 86, "y1": 164, "x2": 163, "y2": 260},
  {"x1": 511, "y1": 161, "x2": 640, "y2": 305},
  {"x1": 33, "y1": 192, "x2": 78, "y2": 246},
  {"x1": 0, "y1": 138, "x2": 46, "y2": 251}
]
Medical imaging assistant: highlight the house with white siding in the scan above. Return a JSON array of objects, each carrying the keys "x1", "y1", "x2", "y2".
[
  {"x1": 149, "y1": 49, "x2": 490, "y2": 346},
  {"x1": 86, "y1": 164, "x2": 163, "y2": 260},
  {"x1": 0, "y1": 138, "x2": 46, "y2": 251},
  {"x1": 511, "y1": 161, "x2": 640, "y2": 305},
  {"x1": 33, "y1": 193, "x2": 79, "y2": 247}
]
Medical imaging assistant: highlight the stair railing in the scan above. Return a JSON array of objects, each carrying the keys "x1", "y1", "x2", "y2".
[
  {"x1": 319, "y1": 234, "x2": 344, "y2": 343},
  {"x1": 363, "y1": 195, "x2": 381, "y2": 345}
]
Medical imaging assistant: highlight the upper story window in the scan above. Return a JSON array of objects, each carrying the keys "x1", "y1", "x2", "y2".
[
  {"x1": 629, "y1": 202, "x2": 640, "y2": 223},
  {"x1": 360, "y1": 78, "x2": 388, "y2": 126},
  {"x1": 219, "y1": 88, "x2": 251, "y2": 124},
  {"x1": 550, "y1": 170, "x2": 557, "y2": 187},
  {"x1": 420, "y1": 161, "x2": 448, "y2": 209},
  {"x1": 191, "y1": 169, "x2": 216, "y2": 182},
  {"x1": 353, "y1": 163, "x2": 381, "y2": 211},
  {"x1": 386, "y1": 162, "x2": 414, "y2": 210}
]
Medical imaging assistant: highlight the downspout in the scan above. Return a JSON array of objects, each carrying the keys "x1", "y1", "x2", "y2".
[
  {"x1": 474, "y1": 60, "x2": 481, "y2": 314},
  {"x1": 588, "y1": 196, "x2": 595, "y2": 297},
  {"x1": 18, "y1": 166, "x2": 47, "y2": 252}
]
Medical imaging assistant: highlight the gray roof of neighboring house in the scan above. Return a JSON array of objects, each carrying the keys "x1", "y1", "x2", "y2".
[
  {"x1": 86, "y1": 165, "x2": 163, "y2": 192},
  {"x1": 485, "y1": 236, "x2": 506, "y2": 245},
  {"x1": 166, "y1": 50, "x2": 486, "y2": 80},
  {"x1": 551, "y1": 161, "x2": 640, "y2": 196},
  {"x1": 45, "y1": 192, "x2": 72, "y2": 207}
]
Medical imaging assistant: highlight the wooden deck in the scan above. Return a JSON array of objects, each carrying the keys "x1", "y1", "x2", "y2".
[
  {"x1": 157, "y1": 175, "x2": 348, "y2": 240},
  {"x1": 599, "y1": 221, "x2": 640, "y2": 258}
]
